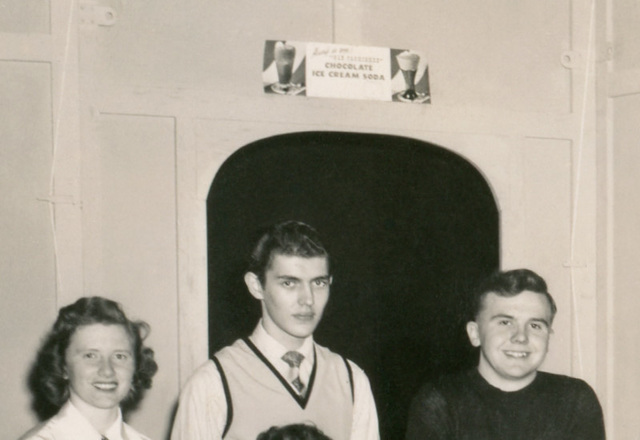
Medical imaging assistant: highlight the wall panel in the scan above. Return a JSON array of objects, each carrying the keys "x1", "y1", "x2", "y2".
[
  {"x1": 83, "y1": 113, "x2": 179, "y2": 439},
  {"x1": 335, "y1": 0, "x2": 572, "y2": 113},
  {"x1": 611, "y1": 93, "x2": 640, "y2": 440},
  {"x1": 0, "y1": 0, "x2": 50, "y2": 34},
  {"x1": 0, "y1": 60, "x2": 56, "y2": 439},
  {"x1": 86, "y1": 0, "x2": 333, "y2": 92}
]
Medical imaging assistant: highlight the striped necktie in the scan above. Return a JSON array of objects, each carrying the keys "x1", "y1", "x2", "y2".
[{"x1": 281, "y1": 350, "x2": 305, "y2": 393}]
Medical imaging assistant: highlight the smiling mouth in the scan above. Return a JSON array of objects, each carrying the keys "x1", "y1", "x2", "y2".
[
  {"x1": 504, "y1": 350, "x2": 530, "y2": 359},
  {"x1": 93, "y1": 382, "x2": 118, "y2": 391},
  {"x1": 293, "y1": 313, "x2": 315, "y2": 321}
]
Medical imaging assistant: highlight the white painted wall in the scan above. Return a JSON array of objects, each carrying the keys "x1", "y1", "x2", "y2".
[
  {"x1": 603, "y1": 0, "x2": 640, "y2": 437},
  {"x1": 1, "y1": 0, "x2": 637, "y2": 439},
  {"x1": 0, "y1": 58, "x2": 57, "y2": 438}
]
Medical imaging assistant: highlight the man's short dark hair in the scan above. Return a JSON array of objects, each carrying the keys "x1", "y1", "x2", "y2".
[
  {"x1": 28, "y1": 296, "x2": 158, "y2": 420},
  {"x1": 470, "y1": 268, "x2": 557, "y2": 322},
  {"x1": 247, "y1": 220, "x2": 330, "y2": 285},
  {"x1": 257, "y1": 423, "x2": 332, "y2": 440}
]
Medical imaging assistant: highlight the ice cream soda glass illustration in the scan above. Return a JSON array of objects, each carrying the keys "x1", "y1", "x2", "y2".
[
  {"x1": 396, "y1": 51, "x2": 420, "y2": 101},
  {"x1": 272, "y1": 41, "x2": 296, "y2": 93}
]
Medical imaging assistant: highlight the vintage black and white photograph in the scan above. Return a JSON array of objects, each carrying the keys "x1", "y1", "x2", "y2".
[{"x1": 1, "y1": 1, "x2": 636, "y2": 440}]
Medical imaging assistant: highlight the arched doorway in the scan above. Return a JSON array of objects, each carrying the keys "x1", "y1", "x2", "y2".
[{"x1": 206, "y1": 131, "x2": 499, "y2": 439}]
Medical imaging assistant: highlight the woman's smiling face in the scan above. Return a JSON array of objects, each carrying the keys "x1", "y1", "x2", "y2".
[{"x1": 65, "y1": 323, "x2": 135, "y2": 412}]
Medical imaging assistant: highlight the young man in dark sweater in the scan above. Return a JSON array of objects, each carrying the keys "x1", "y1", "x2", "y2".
[{"x1": 405, "y1": 268, "x2": 605, "y2": 440}]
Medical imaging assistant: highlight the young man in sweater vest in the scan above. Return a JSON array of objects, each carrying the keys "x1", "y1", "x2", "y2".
[
  {"x1": 405, "y1": 268, "x2": 605, "y2": 440},
  {"x1": 171, "y1": 221, "x2": 379, "y2": 440}
]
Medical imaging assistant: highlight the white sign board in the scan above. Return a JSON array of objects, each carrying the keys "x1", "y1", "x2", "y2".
[{"x1": 263, "y1": 41, "x2": 430, "y2": 104}]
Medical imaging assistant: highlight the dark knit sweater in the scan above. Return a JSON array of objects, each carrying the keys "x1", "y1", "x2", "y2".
[{"x1": 405, "y1": 369, "x2": 605, "y2": 440}]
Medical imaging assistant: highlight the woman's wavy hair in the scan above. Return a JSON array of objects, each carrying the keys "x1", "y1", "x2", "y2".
[{"x1": 28, "y1": 296, "x2": 158, "y2": 420}]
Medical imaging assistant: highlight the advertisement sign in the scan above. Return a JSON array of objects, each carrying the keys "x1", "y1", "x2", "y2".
[{"x1": 263, "y1": 41, "x2": 430, "y2": 104}]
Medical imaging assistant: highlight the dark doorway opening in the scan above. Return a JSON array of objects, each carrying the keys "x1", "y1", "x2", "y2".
[{"x1": 207, "y1": 131, "x2": 499, "y2": 439}]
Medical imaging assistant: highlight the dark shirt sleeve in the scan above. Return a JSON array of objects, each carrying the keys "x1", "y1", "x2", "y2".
[
  {"x1": 568, "y1": 381, "x2": 606, "y2": 440},
  {"x1": 405, "y1": 383, "x2": 452, "y2": 440}
]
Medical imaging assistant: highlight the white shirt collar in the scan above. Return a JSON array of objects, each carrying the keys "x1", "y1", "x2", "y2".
[
  {"x1": 250, "y1": 320, "x2": 314, "y2": 378},
  {"x1": 51, "y1": 400, "x2": 125, "y2": 440},
  {"x1": 103, "y1": 407, "x2": 126, "y2": 440}
]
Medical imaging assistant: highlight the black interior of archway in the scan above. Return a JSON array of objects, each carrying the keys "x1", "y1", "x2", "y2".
[{"x1": 206, "y1": 131, "x2": 499, "y2": 439}]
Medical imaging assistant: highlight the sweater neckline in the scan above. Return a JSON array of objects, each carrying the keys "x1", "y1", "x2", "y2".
[
  {"x1": 469, "y1": 368, "x2": 544, "y2": 397},
  {"x1": 243, "y1": 337, "x2": 318, "y2": 409}
]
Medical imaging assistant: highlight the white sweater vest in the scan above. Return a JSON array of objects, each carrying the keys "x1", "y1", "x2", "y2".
[{"x1": 214, "y1": 338, "x2": 354, "y2": 440}]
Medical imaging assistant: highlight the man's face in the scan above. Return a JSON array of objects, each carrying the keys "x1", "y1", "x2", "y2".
[
  {"x1": 466, "y1": 290, "x2": 553, "y2": 391},
  {"x1": 246, "y1": 254, "x2": 331, "y2": 350}
]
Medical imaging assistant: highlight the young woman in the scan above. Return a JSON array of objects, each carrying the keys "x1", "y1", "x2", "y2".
[{"x1": 19, "y1": 296, "x2": 158, "y2": 440}]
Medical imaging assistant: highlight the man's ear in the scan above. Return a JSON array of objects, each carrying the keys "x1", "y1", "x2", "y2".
[
  {"x1": 466, "y1": 321, "x2": 481, "y2": 347},
  {"x1": 244, "y1": 272, "x2": 264, "y2": 300}
]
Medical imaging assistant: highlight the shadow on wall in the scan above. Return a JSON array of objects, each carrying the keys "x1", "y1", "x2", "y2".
[{"x1": 206, "y1": 131, "x2": 499, "y2": 439}]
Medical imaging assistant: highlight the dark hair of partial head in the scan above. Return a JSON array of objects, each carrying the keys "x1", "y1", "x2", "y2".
[
  {"x1": 470, "y1": 268, "x2": 557, "y2": 323},
  {"x1": 257, "y1": 423, "x2": 332, "y2": 440},
  {"x1": 28, "y1": 296, "x2": 158, "y2": 420},
  {"x1": 247, "y1": 220, "x2": 330, "y2": 285}
]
